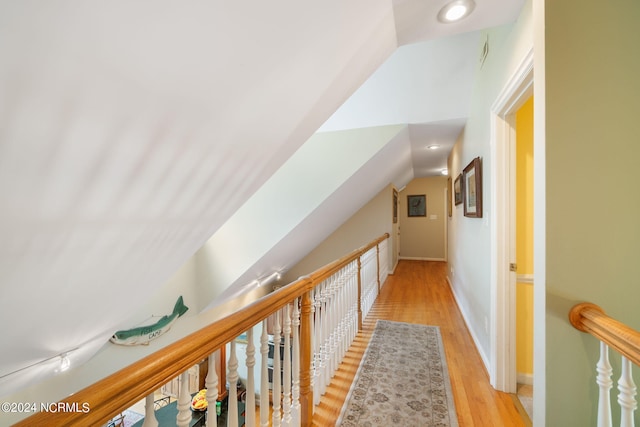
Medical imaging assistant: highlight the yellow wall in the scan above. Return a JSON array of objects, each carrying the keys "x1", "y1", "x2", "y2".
[
  {"x1": 399, "y1": 176, "x2": 447, "y2": 260},
  {"x1": 516, "y1": 96, "x2": 534, "y2": 376}
]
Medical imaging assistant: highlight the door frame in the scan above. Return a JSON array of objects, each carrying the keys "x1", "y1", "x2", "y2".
[{"x1": 489, "y1": 47, "x2": 533, "y2": 393}]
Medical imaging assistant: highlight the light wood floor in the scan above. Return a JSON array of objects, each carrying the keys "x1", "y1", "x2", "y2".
[{"x1": 311, "y1": 260, "x2": 530, "y2": 426}]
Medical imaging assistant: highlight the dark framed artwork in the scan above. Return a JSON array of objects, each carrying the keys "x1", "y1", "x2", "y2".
[
  {"x1": 463, "y1": 157, "x2": 483, "y2": 218},
  {"x1": 454, "y1": 174, "x2": 463, "y2": 206},
  {"x1": 393, "y1": 189, "x2": 398, "y2": 223},
  {"x1": 407, "y1": 194, "x2": 426, "y2": 217},
  {"x1": 447, "y1": 177, "x2": 452, "y2": 217}
]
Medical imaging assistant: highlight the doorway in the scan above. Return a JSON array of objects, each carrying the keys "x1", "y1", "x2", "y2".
[
  {"x1": 489, "y1": 47, "x2": 533, "y2": 400},
  {"x1": 514, "y1": 96, "x2": 534, "y2": 420}
]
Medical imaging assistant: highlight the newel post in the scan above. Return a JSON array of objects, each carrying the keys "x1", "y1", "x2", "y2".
[{"x1": 300, "y1": 289, "x2": 314, "y2": 426}]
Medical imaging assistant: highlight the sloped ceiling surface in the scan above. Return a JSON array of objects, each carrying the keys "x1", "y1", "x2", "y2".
[
  {"x1": 203, "y1": 125, "x2": 409, "y2": 308},
  {"x1": 0, "y1": 0, "x2": 397, "y2": 396}
]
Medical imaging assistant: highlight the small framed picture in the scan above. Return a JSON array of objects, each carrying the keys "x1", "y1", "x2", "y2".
[
  {"x1": 463, "y1": 157, "x2": 482, "y2": 218},
  {"x1": 447, "y1": 177, "x2": 453, "y2": 217},
  {"x1": 393, "y1": 189, "x2": 398, "y2": 223},
  {"x1": 454, "y1": 174, "x2": 463, "y2": 206},
  {"x1": 407, "y1": 194, "x2": 426, "y2": 217}
]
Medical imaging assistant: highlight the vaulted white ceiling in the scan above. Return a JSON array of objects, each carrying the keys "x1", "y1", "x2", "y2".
[{"x1": 0, "y1": 0, "x2": 524, "y2": 411}]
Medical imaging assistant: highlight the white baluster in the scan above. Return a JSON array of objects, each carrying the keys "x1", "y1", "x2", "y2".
[
  {"x1": 618, "y1": 355, "x2": 637, "y2": 427},
  {"x1": 362, "y1": 253, "x2": 371, "y2": 318},
  {"x1": 228, "y1": 341, "x2": 239, "y2": 427},
  {"x1": 312, "y1": 287, "x2": 322, "y2": 405},
  {"x1": 260, "y1": 319, "x2": 270, "y2": 427},
  {"x1": 292, "y1": 298, "x2": 301, "y2": 426},
  {"x1": 596, "y1": 342, "x2": 613, "y2": 427},
  {"x1": 320, "y1": 282, "x2": 332, "y2": 395},
  {"x1": 273, "y1": 311, "x2": 282, "y2": 427},
  {"x1": 349, "y1": 263, "x2": 357, "y2": 341},
  {"x1": 142, "y1": 393, "x2": 158, "y2": 427},
  {"x1": 177, "y1": 372, "x2": 191, "y2": 427},
  {"x1": 206, "y1": 353, "x2": 219, "y2": 427},
  {"x1": 337, "y1": 273, "x2": 347, "y2": 362},
  {"x1": 359, "y1": 255, "x2": 366, "y2": 321},
  {"x1": 282, "y1": 304, "x2": 292, "y2": 427},
  {"x1": 315, "y1": 285, "x2": 326, "y2": 401},
  {"x1": 246, "y1": 328, "x2": 256, "y2": 427},
  {"x1": 327, "y1": 277, "x2": 337, "y2": 381},
  {"x1": 341, "y1": 270, "x2": 349, "y2": 361}
]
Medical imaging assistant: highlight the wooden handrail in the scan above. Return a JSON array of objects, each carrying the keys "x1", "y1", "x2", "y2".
[
  {"x1": 15, "y1": 233, "x2": 389, "y2": 426},
  {"x1": 569, "y1": 302, "x2": 640, "y2": 366}
]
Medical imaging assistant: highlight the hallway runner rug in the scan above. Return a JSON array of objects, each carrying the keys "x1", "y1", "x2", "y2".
[{"x1": 337, "y1": 320, "x2": 459, "y2": 426}]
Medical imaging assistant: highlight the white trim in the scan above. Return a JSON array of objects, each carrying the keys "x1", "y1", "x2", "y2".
[
  {"x1": 490, "y1": 46, "x2": 534, "y2": 394},
  {"x1": 446, "y1": 276, "x2": 490, "y2": 373},
  {"x1": 516, "y1": 274, "x2": 534, "y2": 284},
  {"x1": 517, "y1": 372, "x2": 534, "y2": 386},
  {"x1": 399, "y1": 256, "x2": 446, "y2": 261},
  {"x1": 389, "y1": 260, "x2": 399, "y2": 275},
  {"x1": 443, "y1": 186, "x2": 448, "y2": 263}
]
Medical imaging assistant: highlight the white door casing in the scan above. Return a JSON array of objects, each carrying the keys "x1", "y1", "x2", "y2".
[{"x1": 489, "y1": 47, "x2": 533, "y2": 393}]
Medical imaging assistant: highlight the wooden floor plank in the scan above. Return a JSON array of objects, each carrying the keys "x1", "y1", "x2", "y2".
[{"x1": 311, "y1": 260, "x2": 526, "y2": 426}]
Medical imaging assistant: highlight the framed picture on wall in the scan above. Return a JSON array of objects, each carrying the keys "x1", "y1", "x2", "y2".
[
  {"x1": 407, "y1": 194, "x2": 426, "y2": 217},
  {"x1": 454, "y1": 174, "x2": 463, "y2": 206},
  {"x1": 393, "y1": 188, "x2": 398, "y2": 223},
  {"x1": 447, "y1": 177, "x2": 453, "y2": 217},
  {"x1": 463, "y1": 157, "x2": 483, "y2": 218}
]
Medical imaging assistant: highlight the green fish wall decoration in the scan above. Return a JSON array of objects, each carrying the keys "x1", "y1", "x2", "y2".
[{"x1": 110, "y1": 296, "x2": 189, "y2": 346}]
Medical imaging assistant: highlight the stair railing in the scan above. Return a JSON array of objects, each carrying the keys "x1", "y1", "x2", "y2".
[
  {"x1": 569, "y1": 302, "x2": 640, "y2": 427},
  {"x1": 14, "y1": 233, "x2": 389, "y2": 427}
]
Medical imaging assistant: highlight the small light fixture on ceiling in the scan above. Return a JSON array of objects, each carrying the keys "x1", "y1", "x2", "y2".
[
  {"x1": 427, "y1": 145, "x2": 440, "y2": 150},
  {"x1": 54, "y1": 351, "x2": 75, "y2": 373},
  {"x1": 441, "y1": 169, "x2": 449, "y2": 176},
  {"x1": 58, "y1": 353, "x2": 71, "y2": 372},
  {"x1": 437, "y1": 0, "x2": 476, "y2": 23}
]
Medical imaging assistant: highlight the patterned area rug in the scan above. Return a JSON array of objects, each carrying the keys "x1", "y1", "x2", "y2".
[{"x1": 338, "y1": 320, "x2": 459, "y2": 426}]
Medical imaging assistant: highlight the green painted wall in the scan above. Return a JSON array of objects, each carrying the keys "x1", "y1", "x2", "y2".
[{"x1": 545, "y1": 0, "x2": 640, "y2": 425}]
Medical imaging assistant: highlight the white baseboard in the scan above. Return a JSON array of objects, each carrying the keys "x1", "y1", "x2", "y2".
[
  {"x1": 390, "y1": 260, "x2": 398, "y2": 274},
  {"x1": 399, "y1": 256, "x2": 446, "y2": 261},
  {"x1": 517, "y1": 372, "x2": 533, "y2": 386},
  {"x1": 445, "y1": 276, "x2": 491, "y2": 375}
]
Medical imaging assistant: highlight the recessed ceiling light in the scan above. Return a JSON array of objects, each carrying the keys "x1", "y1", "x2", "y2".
[
  {"x1": 437, "y1": 0, "x2": 476, "y2": 23},
  {"x1": 427, "y1": 145, "x2": 440, "y2": 150},
  {"x1": 441, "y1": 169, "x2": 449, "y2": 176}
]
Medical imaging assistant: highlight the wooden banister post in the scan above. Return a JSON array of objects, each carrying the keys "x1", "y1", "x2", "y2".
[
  {"x1": 300, "y1": 289, "x2": 314, "y2": 426},
  {"x1": 357, "y1": 256, "x2": 363, "y2": 331}
]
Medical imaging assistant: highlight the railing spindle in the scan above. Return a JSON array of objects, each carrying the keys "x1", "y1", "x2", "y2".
[
  {"x1": 292, "y1": 298, "x2": 301, "y2": 426},
  {"x1": 597, "y1": 342, "x2": 613, "y2": 427},
  {"x1": 206, "y1": 352, "x2": 219, "y2": 427},
  {"x1": 177, "y1": 372, "x2": 191, "y2": 427},
  {"x1": 260, "y1": 319, "x2": 270, "y2": 427},
  {"x1": 300, "y1": 290, "x2": 314, "y2": 426},
  {"x1": 273, "y1": 311, "x2": 282, "y2": 427},
  {"x1": 142, "y1": 393, "x2": 158, "y2": 427},
  {"x1": 245, "y1": 328, "x2": 256, "y2": 427},
  {"x1": 227, "y1": 341, "x2": 239, "y2": 427},
  {"x1": 312, "y1": 286, "x2": 321, "y2": 404},
  {"x1": 282, "y1": 304, "x2": 293, "y2": 426},
  {"x1": 618, "y1": 356, "x2": 637, "y2": 427}
]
